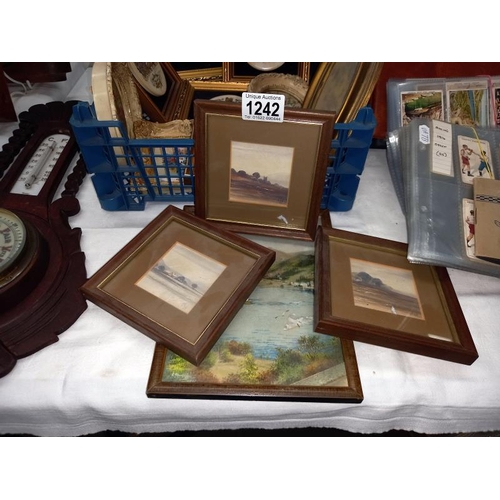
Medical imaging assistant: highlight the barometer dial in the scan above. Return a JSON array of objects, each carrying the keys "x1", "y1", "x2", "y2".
[{"x1": 0, "y1": 208, "x2": 27, "y2": 274}]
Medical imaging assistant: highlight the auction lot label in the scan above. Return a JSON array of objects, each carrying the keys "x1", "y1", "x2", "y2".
[{"x1": 242, "y1": 92, "x2": 285, "y2": 122}]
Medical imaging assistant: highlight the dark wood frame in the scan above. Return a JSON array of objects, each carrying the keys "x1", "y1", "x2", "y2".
[
  {"x1": 81, "y1": 205, "x2": 275, "y2": 366},
  {"x1": 184, "y1": 85, "x2": 244, "y2": 120},
  {"x1": 132, "y1": 62, "x2": 192, "y2": 122},
  {"x1": 223, "y1": 62, "x2": 311, "y2": 84},
  {"x1": 314, "y1": 226, "x2": 479, "y2": 365},
  {"x1": 194, "y1": 99, "x2": 335, "y2": 241},
  {"x1": 147, "y1": 218, "x2": 363, "y2": 403},
  {"x1": 147, "y1": 337, "x2": 363, "y2": 402}
]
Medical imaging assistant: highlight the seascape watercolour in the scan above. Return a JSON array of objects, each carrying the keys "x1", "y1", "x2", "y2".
[
  {"x1": 161, "y1": 236, "x2": 348, "y2": 388},
  {"x1": 349, "y1": 258, "x2": 425, "y2": 320},
  {"x1": 136, "y1": 242, "x2": 227, "y2": 314}
]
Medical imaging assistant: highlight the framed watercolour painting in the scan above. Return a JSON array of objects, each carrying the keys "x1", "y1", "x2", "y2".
[
  {"x1": 81, "y1": 205, "x2": 275, "y2": 365},
  {"x1": 314, "y1": 227, "x2": 479, "y2": 365},
  {"x1": 147, "y1": 231, "x2": 363, "y2": 402},
  {"x1": 194, "y1": 99, "x2": 336, "y2": 240}
]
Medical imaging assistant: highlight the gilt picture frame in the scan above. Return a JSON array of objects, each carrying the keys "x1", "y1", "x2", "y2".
[
  {"x1": 178, "y1": 66, "x2": 248, "y2": 91},
  {"x1": 194, "y1": 99, "x2": 335, "y2": 240},
  {"x1": 223, "y1": 62, "x2": 311, "y2": 84},
  {"x1": 147, "y1": 228, "x2": 363, "y2": 402},
  {"x1": 314, "y1": 226, "x2": 478, "y2": 365},
  {"x1": 302, "y1": 62, "x2": 383, "y2": 125},
  {"x1": 81, "y1": 205, "x2": 275, "y2": 365}
]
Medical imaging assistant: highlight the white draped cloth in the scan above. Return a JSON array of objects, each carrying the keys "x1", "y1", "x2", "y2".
[{"x1": 1, "y1": 63, "x2": 499, "y2": 436}]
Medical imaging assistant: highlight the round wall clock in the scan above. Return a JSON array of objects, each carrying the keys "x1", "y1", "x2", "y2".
[{"x1": 0, "y1": 101, "x2": 88, "y2": 377}]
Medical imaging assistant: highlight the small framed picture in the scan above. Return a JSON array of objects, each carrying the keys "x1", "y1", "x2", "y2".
[
  {"x1": 194, "y1": 99, "x2": 335, "y2": 240},
  {"x1": 457, "y1": 135, "x2": 494, "y2": 185},
  {"x1": 81, "y1": 205, "x2": 275, "y2": 365},
  {"x1": 131, "y1": 62, "x2": 192, "y2": 122},
  {"x1": 147, "y1": 231, "x2": 363, "y2": 402},
  {"x1": 446, "y1": 80, "x2": 489, "y2": 127},
  {"x1": 314, "y1": 227, "x2": 479, "y2": 365}
]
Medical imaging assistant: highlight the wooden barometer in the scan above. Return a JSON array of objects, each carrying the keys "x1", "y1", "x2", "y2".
[{"x1": 0, "y1": 101, "x2": 88, "y2": 377}]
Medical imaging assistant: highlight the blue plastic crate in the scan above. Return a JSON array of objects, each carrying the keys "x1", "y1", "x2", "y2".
[
  {"x1": 322, "y1": 106, "x2": 377, "y2": 211},
  {"x1": 70, "y1": 102, "x2": 375, "y2": 212},
  {"x1": 70, "y1": 103, "x2": 195, "y2": 211}
]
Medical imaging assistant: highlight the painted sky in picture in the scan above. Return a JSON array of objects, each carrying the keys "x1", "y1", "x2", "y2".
[
  {"x1": 230, "y1": 141, "x2": 294, "y2": 188},
  {"x1": 136, "y1": 242, "x2": 227, "y2": 314}
]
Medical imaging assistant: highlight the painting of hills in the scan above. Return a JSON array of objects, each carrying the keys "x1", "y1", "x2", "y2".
[
  {"x1": 136, "y1": 242, "x2": 227, "y2": 314},
  {"x1": 229, "y1": 140, "x2": 294, "y2": 207},
  {"x1": 350, "y1": 258, "x2": 424, "y2": 320},
  {"x1": 160, "y1": 237, "x2": 348, "y2": 388}
]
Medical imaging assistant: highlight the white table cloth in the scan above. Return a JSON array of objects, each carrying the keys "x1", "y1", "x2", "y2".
[{"x1": 1, "y1": 63, "x2": 499, "y2": 436}]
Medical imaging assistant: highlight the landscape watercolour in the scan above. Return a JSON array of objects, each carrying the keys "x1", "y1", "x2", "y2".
[{"x1": 161, "y1": 236, "x2": 348, "y2": 388}]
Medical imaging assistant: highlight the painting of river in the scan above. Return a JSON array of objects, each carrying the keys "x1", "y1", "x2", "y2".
[{"x1": 161, "y1": 237, "x2": 347, "y2": 387}]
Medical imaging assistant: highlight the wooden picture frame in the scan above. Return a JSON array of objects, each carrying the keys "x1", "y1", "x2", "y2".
[
  {"x1": 314, "y1": 226, "x2": 479, "y2": 365},
  {"x1": 302, "y1": 62, "x2": 383, "y2": 124},
  {"x1": 223, "y1": 62, "x2": 311, "y2": 84},
  {"x1": 147, "y1": 227, "x2": 363, "y2": 402},
  {"x1": 184, "y1": 85, "x2": 244, "y2": 119},
  {"x1": 131, "y1": 62, "x2": 192, "y2": 122},
  {"x1": 81, "y1": 205, "x2": 275, "y2": 365},
  {"x1": 194, "y1": 99, "x2": 336, "y2": 240}
]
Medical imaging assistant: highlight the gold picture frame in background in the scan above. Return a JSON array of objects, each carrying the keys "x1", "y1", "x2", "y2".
[
  {"x1": 178, "y1": 66, "x2": 248, "y2": 91},
  {"x1": 303, "y1": 62, "x2": 383, "y2": 124},
  {"x1": 223, "y1": 62, "x2": 311, "y2": 84}
]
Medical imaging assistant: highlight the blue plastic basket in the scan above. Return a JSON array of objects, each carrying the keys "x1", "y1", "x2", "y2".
[
  {"x1": 70, "y1": 102, "x2": 375, "y2": 211},
  {"x1": 322, "y1": 107, "x2": 377, "y2": 211}
]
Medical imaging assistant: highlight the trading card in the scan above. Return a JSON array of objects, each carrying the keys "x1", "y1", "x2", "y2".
[
  {"x1": 447, "y1": 81, "x2": 489, "y2": 127},
  {"x1": 400, "y1": 90, "x2": 444, "y2": 127},
  {"x1": 457, "y1": 135, "x2": 494, "y2": 185}
]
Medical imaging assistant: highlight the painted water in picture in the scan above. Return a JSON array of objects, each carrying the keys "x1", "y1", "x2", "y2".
[
  {"x1": 350, "y1": 258, "x2": 425, "y2": 320},
  {"x1": 161, "y1": 237, "x2": 348, "y2": 387},
  {"x1": 136, "y1": 242, "x2": 227, "y2": 314},
  {"x1": 229, "y1": 140, "x2": 294, "y2": 207}
]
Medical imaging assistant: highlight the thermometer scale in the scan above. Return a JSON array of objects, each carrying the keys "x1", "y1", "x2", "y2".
[{"x1": 10, "y1": 134, "x2": 70, "y2": 196}]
